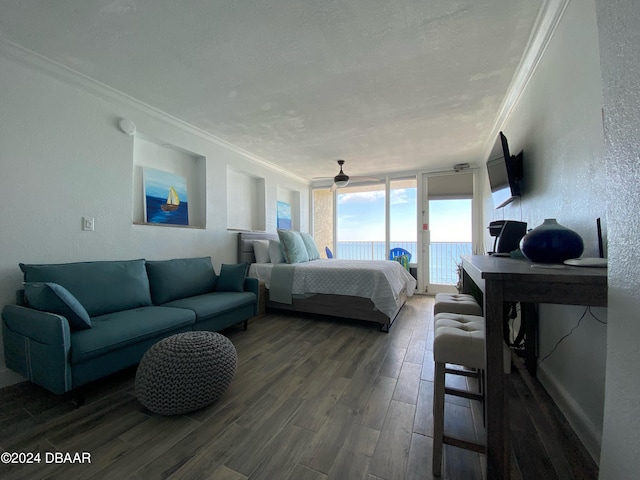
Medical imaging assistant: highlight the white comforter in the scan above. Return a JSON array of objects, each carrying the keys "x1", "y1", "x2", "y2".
[{"x1": 248, "y1": 259, "x2": 416, "y2": 318}]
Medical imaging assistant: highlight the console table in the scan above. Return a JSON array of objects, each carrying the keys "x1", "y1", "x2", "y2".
[{"x1": 460, "y1": 255, "x2": 607, "y2": 479}]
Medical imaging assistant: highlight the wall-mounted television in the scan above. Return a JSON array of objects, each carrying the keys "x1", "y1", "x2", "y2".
[{"x1": 487, "y1": 131, "x2": 523, "y2": 209}]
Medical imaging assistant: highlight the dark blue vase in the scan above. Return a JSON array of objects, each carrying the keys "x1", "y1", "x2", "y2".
[{"x1": 519, "y1": 218, "x2": 584, "y2": 263}]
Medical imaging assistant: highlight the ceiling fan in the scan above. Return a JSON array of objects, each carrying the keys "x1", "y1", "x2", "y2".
[{"x1": 314, "y1": 160, "x2": 379, "y2": 190}]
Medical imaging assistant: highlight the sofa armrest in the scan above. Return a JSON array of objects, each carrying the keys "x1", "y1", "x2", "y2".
[{"x1": 2, "y1": 305, "x2": 73, "y2": 394}]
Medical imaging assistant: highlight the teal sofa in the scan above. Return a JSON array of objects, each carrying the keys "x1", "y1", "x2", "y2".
[{"x1": 1, "y1": 257, "x2": 258, "y2": 395}]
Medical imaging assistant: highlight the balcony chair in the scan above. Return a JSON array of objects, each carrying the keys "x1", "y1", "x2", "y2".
[{"x1": 389, "y1": 247, "x2": 411, "y2": 262}]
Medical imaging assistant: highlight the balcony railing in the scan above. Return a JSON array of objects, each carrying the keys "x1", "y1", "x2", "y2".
[{"x1": 335, "y1": 241, "x2": 472, "y2": 285}]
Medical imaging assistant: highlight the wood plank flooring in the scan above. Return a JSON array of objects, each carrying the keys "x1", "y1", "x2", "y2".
[{"x1": 0, "y1": 295, "x2": 597, "y2": 479}]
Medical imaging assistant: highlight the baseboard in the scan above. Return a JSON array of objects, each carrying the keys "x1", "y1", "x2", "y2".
[
  {"x1": 0, "y1": 367, "x2": 26, "y2": 389},
  {"x1": 537, "y1": 364, "x2": 602, "y2": 464}
]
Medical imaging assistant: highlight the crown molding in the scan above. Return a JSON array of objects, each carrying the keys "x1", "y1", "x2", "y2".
[
  {"x1": 481, "y1": 0, "x2": 572, "y2": 161},
  {"x1": 0, "y1": 39, "x2": 309, "y2": 185}
]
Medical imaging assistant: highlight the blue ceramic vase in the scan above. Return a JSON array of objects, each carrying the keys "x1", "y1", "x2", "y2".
[{"x1": 519, "y1": 218, "x2": 584, "y2": 263}]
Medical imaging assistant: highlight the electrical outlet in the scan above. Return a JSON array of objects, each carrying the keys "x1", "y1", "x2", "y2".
[{"x1": 83, "y1": 217, "x2": 95, "y2": 231}]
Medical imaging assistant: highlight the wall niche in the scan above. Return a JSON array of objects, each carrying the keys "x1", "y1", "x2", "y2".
[
  {"x1": 277, "y1": 186, "x2": 301, "y2": 231},
  {"x1": 227, "y1": 167, "x2": 266, "y2": 231},
  {"x1": 132, "y1": 136, "x2": 206, "y2": 228}
]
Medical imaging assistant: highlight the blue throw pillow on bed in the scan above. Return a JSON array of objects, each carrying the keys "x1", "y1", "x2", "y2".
[
  {"x1": 216, "y1": 263, "x2": 249, "y2": 292},
  {"x1": 24, "y1": 282, "x2": 92, "y2": 330},
  {"x1": 299, "y1": 232, "x2": 321, "y2": 261},
  {"x1": 277, "y1": 230, "x2": 310, "y2": 264}
]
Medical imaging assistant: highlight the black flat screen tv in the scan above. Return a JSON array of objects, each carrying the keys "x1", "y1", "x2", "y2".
[{"x1": 487, "y1": 131, "x2": 523, "y2": 209}]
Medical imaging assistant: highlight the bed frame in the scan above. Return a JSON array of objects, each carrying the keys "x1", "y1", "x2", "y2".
[{"x1": 237, "y1": 231, "x2": 408, "y2": 332}]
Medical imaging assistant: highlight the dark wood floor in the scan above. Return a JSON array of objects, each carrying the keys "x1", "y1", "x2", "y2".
[{"x1": 0, "y1": 295, "x2": 597, "y2": 479}]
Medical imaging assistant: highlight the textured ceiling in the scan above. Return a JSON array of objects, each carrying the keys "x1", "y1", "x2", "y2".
[{"x1": 0, "y1": 0, "x2": 543, "y2": 181}]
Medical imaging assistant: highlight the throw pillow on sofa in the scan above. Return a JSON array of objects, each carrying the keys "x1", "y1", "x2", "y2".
[
  {"x1": 216, "y1": 264, "x2": 249, "y2": 292},
  {"x1": 24, "y1": 282, "x2": 92, "y2": 330},
  {"x1": 146, "y1": 257, "x2": 217, "y2": 304}
]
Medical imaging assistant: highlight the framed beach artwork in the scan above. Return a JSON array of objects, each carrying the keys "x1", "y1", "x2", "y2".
[
  {"x1": 277, "y1": 201, "x2": 292, "y2": 229},
  {"x1": 143, "y1": 167, "x2": 189, "y2": 226}
]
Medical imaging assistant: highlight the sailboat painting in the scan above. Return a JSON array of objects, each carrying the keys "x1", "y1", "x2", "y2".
[{"x1": 143, "y1": 167, "x2": 189, "y2": 225}]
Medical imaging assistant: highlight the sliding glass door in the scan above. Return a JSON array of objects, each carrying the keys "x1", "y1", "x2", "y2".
[
  {"x1": 313, "y1": 171, "x2": 477, "y2": 295},
  {"x1": 336, "y1": 183, "x2": 386, "y2": 259},
  {"x1": 312, "y1": 177, "x2": 417, "y2": 264},
  {"x1": 390, "y1": 178, "x2": 418, "y2": 267}
]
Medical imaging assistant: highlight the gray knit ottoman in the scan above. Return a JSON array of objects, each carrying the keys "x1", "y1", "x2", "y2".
[{"x1": 135, "y1": 331, "x2": 237, "y2": 415}]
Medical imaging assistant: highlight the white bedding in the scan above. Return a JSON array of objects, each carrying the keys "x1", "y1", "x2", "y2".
[{"x1": 248, "y1": 259, "x2": 416, "y2": 318}]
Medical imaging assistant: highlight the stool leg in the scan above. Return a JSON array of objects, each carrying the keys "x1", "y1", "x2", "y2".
[{"x1": 433, "y1": 361, "x2": 446, "y2": 477}]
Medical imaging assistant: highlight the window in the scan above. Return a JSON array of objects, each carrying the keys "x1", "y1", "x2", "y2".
[
  {"x1": 312, "y1": 177, "x2": 417, "y2": 261},
  {"x1": 390, "y1": 178, "x2": 418, "y2": 262}
]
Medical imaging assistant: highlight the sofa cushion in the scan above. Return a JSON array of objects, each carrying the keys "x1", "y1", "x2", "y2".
[
  {"x1": 20, "y1": 259, "x2": 151, "y2": 317},
  {"x1": 70, "y1": 306, "x2": 196, "y2": 363},
  {"x1": 162, "y1": 292, "x2": 256, "y2": 322},
  {"x1": 299, "y1": 232, "x2": 321, "y2": 261},
  {"x1": 146, "y1": 257, "x2": 217, "y2": 304},
  {"x1": 216, "y1": 264, "x2": 248, "y2": 292},
  {"x1": 24, "y1": 282, "x2": 91, "y2": 330},
  {"x1": 277, "y1": 230, "x2": 309, "y2": 264}
]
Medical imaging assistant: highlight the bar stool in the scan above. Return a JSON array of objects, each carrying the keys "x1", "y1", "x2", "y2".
[
  {"x1": 434, "y1": 293, "x2": 482, "y2": 316},
  {"x1": 432, "y1": 313, "x2": 486, "y2": 477}
]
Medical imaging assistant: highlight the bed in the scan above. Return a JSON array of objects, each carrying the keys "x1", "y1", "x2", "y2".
[{"x1": 237, "y1": 231, "x2": 416, "y2": 331}]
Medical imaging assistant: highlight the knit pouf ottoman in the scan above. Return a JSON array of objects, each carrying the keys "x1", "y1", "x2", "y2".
[{"x1": 135, "y1": 331, "x2": 237, "y2": 415}]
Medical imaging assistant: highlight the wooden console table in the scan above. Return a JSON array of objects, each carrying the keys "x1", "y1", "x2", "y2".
[{"x1": 461, "y1": 255, "x2": 607, "y2": 479}]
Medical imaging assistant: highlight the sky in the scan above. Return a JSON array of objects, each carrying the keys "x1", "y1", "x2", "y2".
[
  {"x1": 143, "y1": 167, "x2": 188, "y2": 201},
  {"x1": 337, "y1": 187, "x2": 471, "y2": 243}
]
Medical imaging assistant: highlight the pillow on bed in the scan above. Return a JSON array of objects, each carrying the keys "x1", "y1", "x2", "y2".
[
  {"x1": 253, "y1": 239, "x2": 271, "y2": 263},
  {"x1": 277, "y1": 230, "x2": 309, "y2": 264},
  {"x1": 299, "y1": 232, "x2": 321, "y2": 261},
  {"x1": 269, "y1": 240, "x2": 285, "y2": 264}
]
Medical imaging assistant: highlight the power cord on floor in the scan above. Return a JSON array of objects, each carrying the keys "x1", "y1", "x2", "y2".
[{"x1": 538, "y1": 306, "x2": 607, "y2": 364}]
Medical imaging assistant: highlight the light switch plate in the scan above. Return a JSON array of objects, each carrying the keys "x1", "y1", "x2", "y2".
[{"x1": 83, "y1": 217, "x2": 95, "y2": 231}]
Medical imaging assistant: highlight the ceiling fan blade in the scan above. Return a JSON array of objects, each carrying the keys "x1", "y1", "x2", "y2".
[{"x1": 348, "y1": 176, "x2": 380, "y2": 182}]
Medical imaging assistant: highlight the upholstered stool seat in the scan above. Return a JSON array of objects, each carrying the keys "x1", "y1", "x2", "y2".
[
  {"x1": 434, "y1": 293, "x2": 482, "y2": 316},
  {"x1": 432, "y1": 313, "x2": 486, "y2": 476},
  {"x1": 135, "y1": 331, "x2": 237, "y2": 415}
]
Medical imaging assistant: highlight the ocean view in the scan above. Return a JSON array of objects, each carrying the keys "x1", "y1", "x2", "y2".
[{"x1": 334, "y1": 241, "x2": 472, "y2": 285}]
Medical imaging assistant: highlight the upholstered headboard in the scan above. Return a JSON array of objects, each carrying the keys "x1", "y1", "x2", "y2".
[{"x1": 237, "y1": 231, "x2": 279, "y2": 264}]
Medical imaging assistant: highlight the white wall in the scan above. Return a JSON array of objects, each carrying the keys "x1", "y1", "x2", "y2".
[
  {"x1": 481, "y1": 0, "x2": 607, "y2": 460},
  {"x1": 0, "y1": 52, "x2": 309, "y2": 387},
  {"x1": 596, "y1": 0, "x2": 640, "y2": 478}
]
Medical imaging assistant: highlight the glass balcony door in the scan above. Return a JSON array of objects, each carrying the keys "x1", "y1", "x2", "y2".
[
  {"x1": 318, "y1": 178, "x2": 417, "y2": 265},
  {"x1": 422, "y1": 172, "x2": 474, "y2": 294}
]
